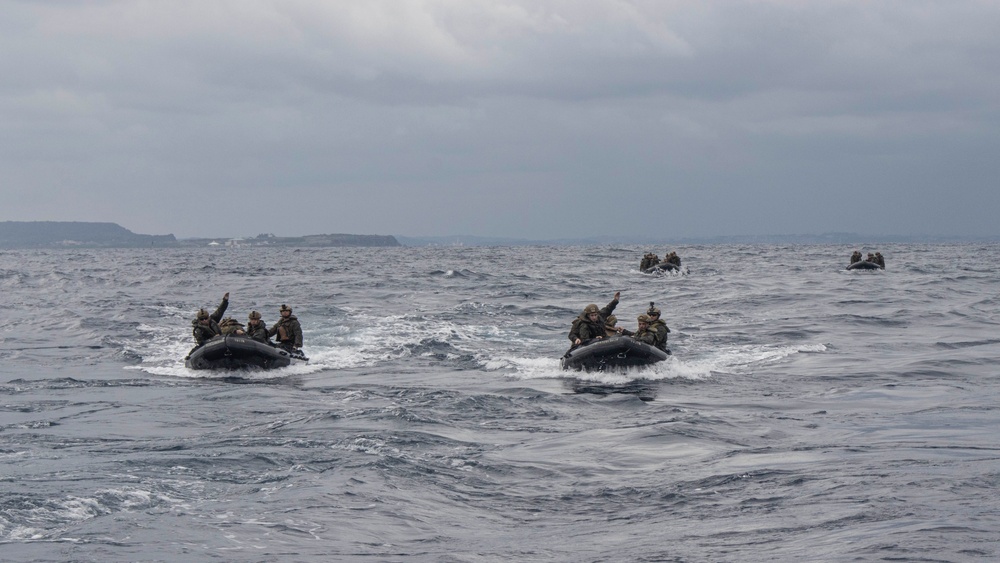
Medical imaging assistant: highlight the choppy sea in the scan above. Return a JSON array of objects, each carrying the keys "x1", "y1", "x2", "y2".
[{"x1": 1, "y1": 244, "x2": 999, "y2": 562}]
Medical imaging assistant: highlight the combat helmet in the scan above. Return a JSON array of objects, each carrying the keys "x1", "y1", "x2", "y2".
[
  {"x1": 248, "y1": 310, "x2": 262, "y2": 320},
  {"x1": 647, "y1": 302, "x2": 661, "y2": 316},
  {"x1": 280, "y1": 304, "x2": 292, "y2": 314},
  {"x1": 605, "y1": 315, "x2": 618, "y2": 327},
  {"x1": 583, "y1": 304, "x2": 600, "y2": 315},
  {"x1": 637, "y1": 314, "x2": 650, "y2": 323},
  {"x1": 196, "y1": 308, "x2": 210, "y2": 320}
]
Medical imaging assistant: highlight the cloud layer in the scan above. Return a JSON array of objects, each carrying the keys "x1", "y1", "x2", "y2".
[{"x1": 3, "y1": 1, "x2": 999, "y2": 238}]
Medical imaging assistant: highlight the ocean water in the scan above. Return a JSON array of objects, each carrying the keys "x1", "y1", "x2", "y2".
[{"x1": 1, "y1": 244, "x2": 998, "y2": 562}]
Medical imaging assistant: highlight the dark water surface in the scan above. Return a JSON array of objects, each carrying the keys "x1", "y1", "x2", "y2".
[{"x1": 2, "y1": 244, "x2": 999, "y2": 561}]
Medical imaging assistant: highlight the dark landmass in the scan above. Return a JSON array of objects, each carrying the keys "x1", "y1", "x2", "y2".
[
  {"x1": 0, "y1": 222, "x2": 399, "y2": 248},
  {"x1": 0, "y1": 221, "x2": 177, "y2": 248}
]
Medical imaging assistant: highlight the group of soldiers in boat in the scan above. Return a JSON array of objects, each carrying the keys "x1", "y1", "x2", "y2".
[
  {"x1": 639, "y1": 251, "x2": 681, "y2": 272},
  {"x1": 849, "y1": 250, "x2": 886, "y2": 268},
  {"x1": 566, "y1": 291, "x2": 670, "y2": 355},
  {"x1": 188, "y1": 292, "x2": 304, "y2": 358}
]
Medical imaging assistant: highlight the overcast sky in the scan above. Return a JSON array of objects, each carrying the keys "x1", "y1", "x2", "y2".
[{"x1": 2, "y1": 1, "x2": 999, "y2": 239}]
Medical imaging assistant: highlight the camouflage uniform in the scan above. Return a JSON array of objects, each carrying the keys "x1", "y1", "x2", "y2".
[
  {"x1": 639, "y1": 253, "x2": 654, "y2": 271},
  {"x1": 219, "y1": 317, "x2": 245, "y2": 336},
  {"x1": 245, "y1": 312, "x2": 271, "y2": 344},
  {"x1": 268, "y1": 305, "x2": 303, "y2": 351},
  {"x1": 850, "y1": 251, "x2": 862, "y2": 264},
  {"x1": 568, "y1": 296, "x2": 619, "y2": 344},
  {"x1": 667, "y1": 252, "x2": 681, "y2": 267},
  {"x1": 630, "y1": 314, "x2": 656, "y2": 345},
  {"x1": 191, "y1": 295, "x2": 229, "y2": 346},
  {"x1": 605, "y1": 315, "x2": 630, "y2": 337},
  {"x1": 646, "y1": 306, "x2": 670, "y2": 351}
]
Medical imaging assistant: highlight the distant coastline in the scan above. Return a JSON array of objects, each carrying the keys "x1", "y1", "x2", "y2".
[
  {"x1": 0, "y1": 221, "x2": 399, "y2": 248},
  {"x1": 2, "y1": 221, "x2": 995, "y2": 249}
]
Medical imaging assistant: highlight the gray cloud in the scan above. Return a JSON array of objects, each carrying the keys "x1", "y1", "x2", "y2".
[{"x1": 2, "y1": 1, "x2": 999, "y2": 239}]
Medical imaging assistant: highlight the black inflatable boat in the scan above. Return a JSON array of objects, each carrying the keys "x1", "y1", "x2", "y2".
[
  {"x1": 561, "y1": 336, "x2": 670, "y2": 371},
  {"x1": 185, "y1": 335, "x2": 307, "y2": 370},
  {"x1": 642, "y1": 262, "x2": 680, "y2": 274},
  {"x1": 846, "y1": 261, "x2": 884, "y2": 270}
]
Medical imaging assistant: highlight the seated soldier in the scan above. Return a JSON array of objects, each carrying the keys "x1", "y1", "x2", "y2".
[
  {"x1": 268, "y1": 304, "x2": 303, "y2": 353},
  {"x1": 219, "y1": 317, "x2": 246, "y2": 336},
  {"x1": 631, "y1": 314, "x2": 656, "y2": 345},
  {"x1": 187, "y1": 292, "x2": 229, "y2": 359},
  {"x1": 646, "y1": 303, "x2": 671, "y2": 352},
  {"x1": 568, "y1": 292, "x2": 620, "y2": 346},
  {"x1": 245, "y1": 311, "x2": 271, "y2": 344},
  {"x1": 604, "y1": 314, "x2": 632, "y2": 337}
]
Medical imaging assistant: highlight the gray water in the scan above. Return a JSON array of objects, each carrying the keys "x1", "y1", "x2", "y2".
[{"x1": 1, "y1": 244, "x2": 998, "y2": 562}]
